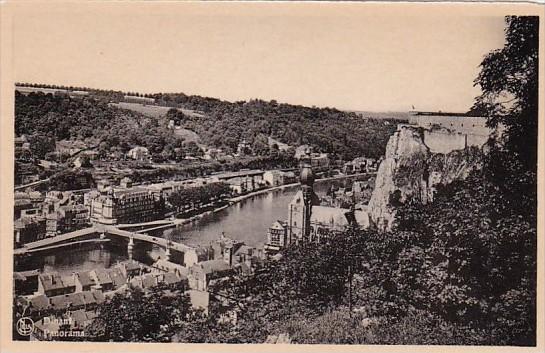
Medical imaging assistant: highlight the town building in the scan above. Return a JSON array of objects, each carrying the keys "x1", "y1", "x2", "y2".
[
  {"x1": 120, "y1": 177, "x2": 133, "y2": 188},
  {"x1": 106, "y1": 267, "x2": 129, "y2": 289},
  {"x1": 14, "y1": 135, "x2": 32, "y2": 161},
  {"x1": 20, "y1": 294, "x2": 50, "y2": 314},
  {"x1": 265, "y1": 220, "x2": 289, "y2": 253},
  {"x1": 308, "y1": 153, "x2": 330, "y2": 171},
  {"x1": 88, "y1": 186, "x2": 165, "y2": 224},
  {"x1": 203, "y1": 148, "x2": 224, "y2": 160},
  {"x1": 183, "y1": 246, "x2": 214, "y2": 267},
  {"x1": 28, "y1": 191, "x2": 45, "y2": 208},
  {"x1": 130, "y1": 273, "x2": 158, "y2": 290},
  {"x1": 145, "y1": 177, "x2": 216, "y2": 199},
  {"x1": 96, "y1": 179, "x2": 112, "y2": 193},
  {"x1": 126, "y1": 146, "x2": 150, "y2": 161},
  {"x1": 157, "y1": 272, "x2": 186, "y2": 289},
  {"x1": 14, "y1": 215, "x2": 46, "y2": 246},
  {"x1": 236, "y1": 139, "x2": 252, "y2": 156},
  {"x1": 37, "y1": 274, "x2": 76, "y2": 297},
  {"x1": 152, "y1": 258, "x2": 190, "y2": 278},
  {"x1": 189, "y1": 260, "x2": 234, "y2": 291},
  {"x1": 14, "y1": 191, "x2": 34, "y2": 219},
  {"x1": 48, "y1": 290, "x2": 105, "y2": 311},
  {"x1": 226, "y1": 176, "x2": 256, "y2": 194},
  {"x1": 90, "y1": 269, "x2": 115, "y2": 292},
  {"x1": 74, "y1": 271, "x2": 95, "y2": 292},
  {"x1": 38, "y1": 159, "x2": 59, "y2": 170},
  {"x1": 13, "y1": 270, "x2": 40, "y2": 296},
  {"x1": 19, "y1": 171, "x2": 40, "y2": 185},
  {"x1": 295, "y1": 146, "x2": 330, "y2": 171},
  {"x1": 55, "y1": 140, "x2": 88, "y2": 156},
  {"x1": 210, "y1": 234, "x2": 264, "y2": 269},
  {"x1": 58, "y1": 204, "x2": 90, "y2": 232},
  {"x1": 43, "y1": 195, "x2": 89, "y2": 236},
  {"x1": 115, "y1": 260, "x2": 142, "y2": 279},
  {"x1": 267, "y1": 137, "x2": 291, "y2": 151},
  {"x1": 263, "y1": 170, "x2": 297, "y2": 187},
  {"x1": 343, "y1": 157, "x2": 377, "y2": 174}
]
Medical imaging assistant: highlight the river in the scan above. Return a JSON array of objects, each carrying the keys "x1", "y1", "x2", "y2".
[{"x1": 19, "y1": 178, "x2": 359, "y2": 274}]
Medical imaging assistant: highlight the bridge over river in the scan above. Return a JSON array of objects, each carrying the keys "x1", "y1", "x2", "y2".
[{"x1": 14, "y1": 221, "x2": 194, "y2": 265}]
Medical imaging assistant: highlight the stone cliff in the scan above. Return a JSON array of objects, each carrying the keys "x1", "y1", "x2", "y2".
[{"x1": 368, "y1": 124, "x2": 484, "y2": 231}]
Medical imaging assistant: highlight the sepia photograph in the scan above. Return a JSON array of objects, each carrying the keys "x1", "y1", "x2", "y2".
[{"x1": 0, "y1": 1, "x2": 543, "y2": 351}]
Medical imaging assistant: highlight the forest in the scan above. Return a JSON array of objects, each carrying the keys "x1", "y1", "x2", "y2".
[
  {"x1": 15, "y1": 87, "x2": 399, "y2": 163},
  {"x1": 14, "y1": 92, "x2": 187, "y2": 160},
  {"x1": 160, "y1": 97, "x2": 400, "y2": 160}
]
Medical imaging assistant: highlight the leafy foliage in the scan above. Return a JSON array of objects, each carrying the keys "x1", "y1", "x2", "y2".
[
  {"x1": 15, "y1": 91, "x2": 186, "y2": 157},
  {"x1": 472, "y1": 16, "x2": 538, "y2": 212},
  {"x1": 84, "y1": 287, "x2": 192, "y2": 342},
  {"x1": 168, "y1": 182, "x2": 231, "y2": 212},
  {"x1": 161, "y1": 97, "x2": 400, "y2": 160}
]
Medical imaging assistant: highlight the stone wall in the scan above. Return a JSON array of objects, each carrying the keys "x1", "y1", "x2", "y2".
[
  {"x1": 423, "y1": 129, "x2": 467, "y2": 154},
  {"x1": 408, "y1": 114, "x2": 492, "y2": 154},
  {"x1": 408, "y1": 114, "x2": 490, "y2": 135}
]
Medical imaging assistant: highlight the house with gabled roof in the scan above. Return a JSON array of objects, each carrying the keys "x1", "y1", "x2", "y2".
[
  {"x1": 37, "y1": 274, "x2": 76, "y2": 297},
  {"x1": 106, "y1": 267, "x2": 128, "y2": 289},
  {"x1": 74, "y1": 271, "x2": 95, "y2": 292},
  {"x1": 189, "y1": 259, "x2": 234, "y2": 291},
  {"x1": 90, "y1": 269, "x2": 114, "y2": 291}
]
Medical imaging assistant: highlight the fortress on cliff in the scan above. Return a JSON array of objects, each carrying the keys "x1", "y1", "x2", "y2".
[
  {"x1": 406, "y1": 111, "x2": 493, "y2": 154},
  {"x1": 368, "y1": 111, "x2": 498, "y2": 231}
]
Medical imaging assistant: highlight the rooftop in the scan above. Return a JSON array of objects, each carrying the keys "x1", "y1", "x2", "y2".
[
  {"x1": 76, "y1": 271, "x2": 95, "y2": 287},
  {"x1": 196, "y1": 259, "x2": 232, "y2": 274},
  {"x1": 39, "y1": 274, "x2": 74, "y2": 291},
  {"x1": 311, "y1": 206, "x2": 351, "y2": 227},
  {"x1": 161, "y1": 272, "x2": 183, "y2": 285},
  {"x1": 28, "y1": 294, "x2": 50, "y2": 310},
  {"x1": 92, "y1": 269, "x2": 113, "y2": 285}
]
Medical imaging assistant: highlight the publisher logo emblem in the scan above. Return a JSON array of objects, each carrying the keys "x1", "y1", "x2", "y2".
[{"x1": 16, "y1": 317, "x2": 34, "y2": 336}]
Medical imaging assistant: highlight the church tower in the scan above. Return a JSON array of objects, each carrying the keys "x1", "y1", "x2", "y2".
[
  {"x1": 300, "y1": 149, "x2": 315, "y2": 242},
  {"x1": 288, "y1": 148, "x2": 320, "y2": 243}
]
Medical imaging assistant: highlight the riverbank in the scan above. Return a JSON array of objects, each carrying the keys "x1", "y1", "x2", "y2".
[
  {"x1": 228, "y1": 172, "x2": 374, "y2": 204},
  {"x1": 169, "y1": 172, "x2": 374, "y2": 227}
]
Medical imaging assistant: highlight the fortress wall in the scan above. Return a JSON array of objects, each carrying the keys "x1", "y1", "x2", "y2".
[
  {"x1": 465, "y1": 133, "x2": 489, "y2": 148},
  {"x1": 408, "y1": 115, "x2": 490, "y2": 136},
  {"x1": 407, "y1": 114, "x2": 492, "y2": 154},
  {"x1": 423, "y1": 130, "x2": 467, "y2": 154}
]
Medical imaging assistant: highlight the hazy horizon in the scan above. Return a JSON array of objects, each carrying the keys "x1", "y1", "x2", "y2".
[{"x1": 11, "y1": 3, "x2": 506, "y2": 112}]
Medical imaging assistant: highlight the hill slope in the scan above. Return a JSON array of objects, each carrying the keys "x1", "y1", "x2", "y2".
[{"x1": 15, "y1": 88, "x2": 402, "y2": 160}]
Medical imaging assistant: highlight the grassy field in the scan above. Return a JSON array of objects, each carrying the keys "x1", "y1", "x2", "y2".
[
  {"x1": 110, "y1": 102, "x2": 205, "y2": 119},
  {"x1": 173, "y1": 128, "x2": 201, "y2": 144},
  {"x1": 110, "y1": 102, "x2": 206, "y2": 149}
]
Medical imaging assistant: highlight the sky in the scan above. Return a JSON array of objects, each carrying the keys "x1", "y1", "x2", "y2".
[{"x1": 10, "y1": 2, "x2": 507, "y2": 112}]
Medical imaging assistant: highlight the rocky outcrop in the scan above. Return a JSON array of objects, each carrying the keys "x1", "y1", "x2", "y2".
[{"x1": 368, "y1": 124, "x2": 483, "y2": 231}]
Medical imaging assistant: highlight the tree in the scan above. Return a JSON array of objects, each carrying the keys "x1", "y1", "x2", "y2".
[
  {"x1": 472, "y1": 16, "x2": 538, "y2": 212},
  {"x1": 85, "y1": 287, "x2": 192, "y2": 342},
  {"x1": 27, "y1": 134, "x2": 56, "y2": 159}
]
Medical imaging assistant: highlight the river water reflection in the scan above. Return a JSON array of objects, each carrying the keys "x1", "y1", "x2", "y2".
[{"x1": 168, "y1": 181, "x2": 335, "y2": 247}]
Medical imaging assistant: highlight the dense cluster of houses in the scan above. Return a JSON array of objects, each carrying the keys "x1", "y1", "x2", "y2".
[
  {"x1": 14, "y1": 190, "x2": 90, "y2": 246},
  {"x1": 14, "y1": 231, "x2": 267, "y2": 340}
]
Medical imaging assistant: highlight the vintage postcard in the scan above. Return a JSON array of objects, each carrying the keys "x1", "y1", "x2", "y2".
[{"x1": 0, "y1": 1, "x2": 543, "y2": 352}]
